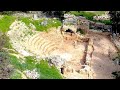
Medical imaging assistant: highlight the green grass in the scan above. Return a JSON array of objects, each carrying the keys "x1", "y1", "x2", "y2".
[
  {"x1": 9, "y1": 55, "x2": 63, "y2": 79},
  {"x1": 19, "y1": 17, "x2": 62, "y2": 32},
  {"x1": 67, "y1": 11, "x2": 111, "y2": 25},
  {"x1": 0, "y1": 11, "x2": 13, "y2": 15},
  {"x1": 68, "y1": 11, "x2": 96, "y2": 20},
  {"x1": 36, "y1": 60, "x2": 63, "y2": 79},
  {"x1": 77, "y1": 28, "x2": 85, "y2": 35},
  {"x1": 95, "y1": 20, "x2": 112, "y2": 25},
  {"x1": 0, "y1": 33, "x2": 13, "y2": 51},
  {"x1": 0, "y1": 15, "x2": 61, "y2": 33},
  {"x1": 2, "y1": 34, "x2": 13, "y2": 49},
  {"x1": 85, "y1": 11, "x2": 106, "y2": 16},
  {"x1": 0, "y1": 15, "x2": 16, "y2": 32},
  {"x1": 10, "y1": 70, "x2": 23, "y2": 79}
]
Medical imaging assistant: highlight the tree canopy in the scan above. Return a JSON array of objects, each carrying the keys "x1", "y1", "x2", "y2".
[{"x1": 109, "y1": 11, "x2": 120, "y2": 35}]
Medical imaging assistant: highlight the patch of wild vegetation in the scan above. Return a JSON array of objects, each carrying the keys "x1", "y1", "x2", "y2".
[
  {"x1": 18, "y1": 17, "x2": 62, "y2": 32},
  {"x1": 9, "y1": 55, "x2": 63, "y2": 79},
  {"x1": 67, "y1": 11, "x2": 112, "y2": 25},
  {"x1": 112, "y1": 52, "x2": 120, "y2": 79},
  {"x1": 0, "y1": 15, "x2": 16, "y2": 32},
  {"x1": 0, "y1": 15, "x2": 62, "y2": 32}
]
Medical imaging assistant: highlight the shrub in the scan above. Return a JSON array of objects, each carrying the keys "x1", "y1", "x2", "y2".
[{"x1": 0, "y1": 11, "x2": 13, "y2": 15}]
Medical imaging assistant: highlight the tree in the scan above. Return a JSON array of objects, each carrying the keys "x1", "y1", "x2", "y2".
[
  {"x1": 42, "y1": 11, "x2": 69, "y2": 22},
  {"x1": 109, "y1": 11, "x2": 120, "y2": 35}
]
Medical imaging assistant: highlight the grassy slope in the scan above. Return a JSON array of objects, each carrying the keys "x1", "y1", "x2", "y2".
[
  {"x1": 19, "y1": 17, "x2": 61, "y2": 32},
  {"x1": 0, "y1": 15, "x2": 62, "y2": 32},
  {"x1": 0, "y1": 15, "x2": 63, "y2": 79},
  {"x1": 9, "y1": 55, "x2": 63, "y2": 79},
  {"x1": 85, "y1": 11, "x2": 106, "y2": 16},
  {"x1": 67, "y1": 11, "x2": 112, "y2": 25},
  {"x1": 0, "y1": 15, "x2": 16, "y2": 32}
]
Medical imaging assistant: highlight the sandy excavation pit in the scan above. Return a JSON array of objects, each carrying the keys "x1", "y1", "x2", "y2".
[{"x1": 35, "y1": 27, "x2": 93, "y2": 79}]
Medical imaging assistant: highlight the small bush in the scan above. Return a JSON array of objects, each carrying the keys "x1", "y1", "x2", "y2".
[
  {"x1": 10, "y1": 70, "x2": 23, "y2": 79},
  {"x1": 0, "y1": 33, "x2": 13, "y2": 50},
  {"x1": 112, "y1": 71, "x2": 120, "y2": 79},
  {"x1": 0, "y1": 11, "x2": 13, "y2": 15},
  {"x1": 97, "y1": 20, "x2": 112, "y2": 25},
  {"x1": 77, "y1": 28, "x2": 85, "y2": 35}
]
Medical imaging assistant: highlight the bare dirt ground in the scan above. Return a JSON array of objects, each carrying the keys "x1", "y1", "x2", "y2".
[
  {"x1": 86, "y1": 31, "x2": 120, "y2": 79},
  {"x1": 51, "y1": 28, "x2": 120, "y2": 79}
]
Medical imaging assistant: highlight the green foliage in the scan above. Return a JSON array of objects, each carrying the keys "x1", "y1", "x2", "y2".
[
  {"x1": 88, "y1": 11, "x2": 106, "y2": 16},
  {"x1": 10, "y1": 70, "x2": 22, "y2": 79},
  {"x1": 0, "y1": 33, "x2": 13, "y2": 51},
  {"x1": 36, "y1": 60, "x2": 63, "y2": 79},
  {"x1": 93, "y1": 19, "x2": 112, "y2": 25},
  {"x1": 0, "y1": 15, "x2": 61, "y2": 33},
  {"x1": 9, "y1": 54, "x2": 63, "y2": 79},
  {"x1": 1, "y1": 34, "x2": 13, "y2": 49},
  {"x1": 0, "y1": 51, "x2": 9, "y2": 61},
  {"x1": 68, "y1": 11, "x2": 96, "y2": 20},
  {"x1": 0, "y1": 11, "x2": 13, "y2": 15},
  {"x1": 68, "y1": 11, "x2": 111, "y2": 25},
  {"x1": 0, "y1": 15, "x2": 16, "y2": 32},
  {"x1": 19, "y1": 17, "x2": 62, "y2": 32},
  {"x1": 112, "y1": 71, "x2": 120, "y2": 79},
  {"x1": 9, "y1": 55, "x2": 25, "y2": 71},
  {"x1": 77, "y1": 28, "x2": 85, "y2": 35}
]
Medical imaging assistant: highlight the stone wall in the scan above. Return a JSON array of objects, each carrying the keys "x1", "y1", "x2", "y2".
[
  {"x1": 63, "y1": 14, "x2": 112, "y2": 32},
  {"x1": 12, "y1": 11, "x2": 46, "y2": 20},
  {"x1": 89, "y1": 21, "x2": 112, "y2": 32}
]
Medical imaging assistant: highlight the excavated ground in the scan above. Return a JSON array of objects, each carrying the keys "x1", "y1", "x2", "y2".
[
  {"x1": 85, "y1": 31, "x2": 120, "y2": 79},
  {"x1": 39, "y1": 28, "x2": 94, "y2": 79},
  {"x1": 47, "y1": 28, "x2": 120, "y2": 79},
  {"x1": 3, "y1": 25, "x2": 120, "y2": 79}
]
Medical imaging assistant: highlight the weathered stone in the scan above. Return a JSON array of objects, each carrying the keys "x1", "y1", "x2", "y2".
[
  {"x1": 46, "y1": 55, "x2": 66, "y2": 68},
  {"x1": 41, "y1": 20, "x2": 48, "y2": 26}
]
